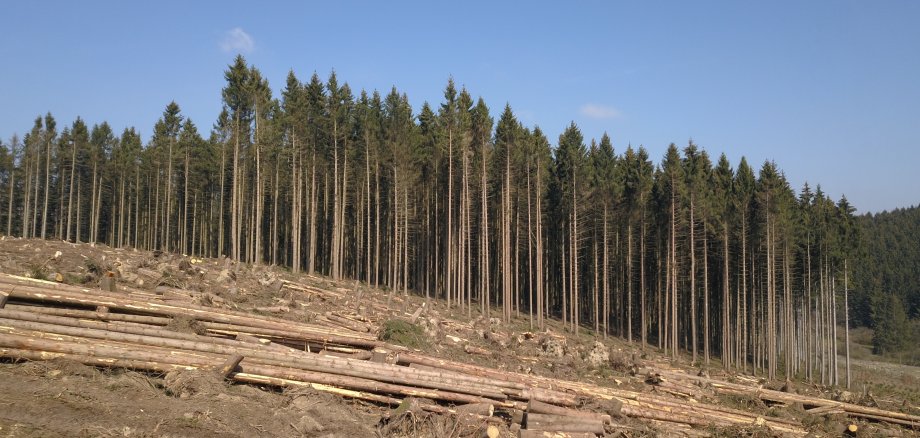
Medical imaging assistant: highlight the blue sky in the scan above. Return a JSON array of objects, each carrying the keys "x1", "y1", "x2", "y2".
[{"x1": 2, "y1": 1, "x2": 918, "y2": 213}]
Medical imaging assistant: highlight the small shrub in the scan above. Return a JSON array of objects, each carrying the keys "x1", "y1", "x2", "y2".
[{"x1": 379, "y1": 319, "x2": 427, "y2": 349}]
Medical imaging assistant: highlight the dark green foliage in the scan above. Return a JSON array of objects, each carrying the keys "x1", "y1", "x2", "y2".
[
  {"x1": 378, "y1": 319, "x2": 427, "y2": 349},
  {"x1": 870, "y1": 291, "x2": 914, "y2": 355}
]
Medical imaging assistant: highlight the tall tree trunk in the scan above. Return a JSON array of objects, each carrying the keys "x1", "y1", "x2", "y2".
[
  {"x1": 527, "y1": 167, "x2": 533, "y2": 329},
  {"x1": 447, "y1": 128, "x2": 453, "y2": 308},
  {"x1": 535, "y1": 164, "x2": 543, "y2": 329},
  {"x1": 670, "y1": 183, "x2": 678, "y2": 359},
  {"x1": 704, "y1": 228, "x2": 710, "y2": 366},
  {"x1": 41, "y1": 137, "x2": 51, "y2": 239},
  {"x1": 627, "y1": 223, "x2": 633, "y2": 343},
  {"x1": 690, "y1": 196, "x2": 697, "y2": 364},
  {"x1": 66, "y1": 142, "x2": 76, "y2": 242},
  {"x1": 308, "y1": 153, "x2": 317, "y2": 274},
  {"x1": 722, "y1": 225, "x2": 730, "y2": 369},
  {"x1": 7, "y1": 163, "x2": 15, "y2": 236},
  {"x1": 603, "y1": 207, "x2": 609, "y2": 338},
  {"x1": 844, "y1": 258, "x2": 850, "y2": 388},
  {"x1": 572, "y1": 175, "x2": 579, "y2": 335}
]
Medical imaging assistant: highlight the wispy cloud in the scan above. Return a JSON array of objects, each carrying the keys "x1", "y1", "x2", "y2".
[
  {"x1": 579, "y1": 103, "x2": 622, "y2": 120},
  {"x1": 220, "y1": 27, "x2": 255, "y2": 54}
]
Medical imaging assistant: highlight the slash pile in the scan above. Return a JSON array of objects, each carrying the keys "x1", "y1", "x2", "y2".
[{"x1": 1, "y1": 273, "x2": 917, "y2": 437}]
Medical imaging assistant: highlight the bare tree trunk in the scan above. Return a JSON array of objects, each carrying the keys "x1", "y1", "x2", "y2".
[
  {"x1": 534, "y1": 164, "x2": 543, "y2": 329},
  {"x1": 627, "y1": 223, "x2": 633, "y2": 343},
  {"x1": 308, "y1": 153, "x2": 317, "y2": 274},
  {"x1": 690, "y1": 196, "x2": 697, "y2": 364},
  {"x1": 527, "y1": 168, "x2": 533, "y2": 329},
  {"x1": 603, "y1": 207, "x2": 609, "y2": 338},
  {"x1": 704, "y1": 229, "x2": 710, "y2": 366},
  {"x1": 591, "y1": 234, "x2": 598, "y2": 334},
  {"x1": 365, "y1": 134, "x2": 372, "y2": 284},
  {"x1": 22, "y1": 152, "x2": 31, "y2": 238},
  {"x1": 722, "y1": 225, "x2": 730, "y2": 369},
  {"x1": 446, "y1": 128, "x2": 453, "y2": 308},
  {"x1": 331, "y1": 120, "x2": 340, "y2": 279},
  {"x1": 183, "y1": 148, "x2": 189, "y2": 254},
  {"x1": 7, "y1": 158, "x2": 15, "y2": 236},
  {"x1": 230, "y1": 115, "x2": 239, "y2": 260},
  {"x1": 844, "y1": 258, "x2": 850, "y2": 388},
  {"x1": 670, "y1": 184, "x2": 678, "y2": 359},
  {"x1": 41, "y1": 136, "x2": 51, "y2": 239},
  {"x1": 374, "y1": 159, "x2": 380, "y2": 288},
  {"x1": 66, "y1": 141, "x2": 76, "y2": 242},
  {"x1": 640, "y1": 211, "x2": 647, "y2": 348},
  {"x1": 572, "y1": 176, "x2": 579, "y2": 335}
]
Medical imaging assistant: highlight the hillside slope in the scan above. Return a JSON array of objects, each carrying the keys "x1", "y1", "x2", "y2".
[{"x1": 0, "y1": 238, "x2": 917, "y2": 437}]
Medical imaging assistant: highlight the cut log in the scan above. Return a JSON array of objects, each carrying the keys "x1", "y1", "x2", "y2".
[
  {"x1": 525, "y1": 413, "x2": 604, "y2": 435},
  {"x1": 325, "y1": 312, "x2": 372, "y2": 333},
  {"x1": 527, "y1": 399, "x2": 613, "y2": 424},
  {"x1": 218, "y1": 354, "x2": 244, "y2": 378},
  {"x1": 464, "y1": 344, "x2": 493, "y2": 356},
  {"x1": 5, "y1": 304, "x2": 170, "y2": 325},
  {"x1": 0, "y1": 292, "x2": 8, "y2": 309},
  {"x1": 518, "y1": 430, "x2": 597, "y2": 438},
  {"x1": 99, "y1": 276, "x2": 116, "y2": 292},
  {"x1": 409, "y1": 302, "x2": 426, "y2": 323},
  {"x1": 136, "y1": 268, "x2": 161, "y2": 280},
  {"x1": 454, "y1": 402, "x2": 495, "y2": 417},
  {"x1": 255, "y1": 306, "x2": 290, "y2": 313},
  {"x1": 0, "y1": 326, "x2": 510, "y2": 402}
]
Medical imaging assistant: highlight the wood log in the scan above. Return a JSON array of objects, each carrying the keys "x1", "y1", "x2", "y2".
[
  {"x1": 0, "y1": 292, "x2": 8, "y2": 309},
  {"x1": 518, "y1": 429, "x2": 598, "y2": 438},
  {"x1": 254, "y1": 306, "x2": 289, "y2": 313},
  {"x1": 325, "y1": 312, "x2": 372, "y2": 333},
  {"x1": 646, "y1": 367, "x2": 920, "y2": 428},
  {"x1": 511, "y1": 408, "x2": 525, "y2": 425},
  {"x1": 396, "y1": 352, "x2": 578, "y2": 407},
  {"x1": 0, "y1": 332, "x2": 508, "y2": 406},
  {"x1": 136, "y1": 268, "x2": 161, "y2": 280},
  {"x1": 99, "y1": 276, "x2": 116, "y2": 292},
  {"x1": 218, "y1": 354, "x2": 244, "y2": 378},
  {"x1": 0, "y1": 346, "x2": 199, "y2": 373},
  {"x1": 845, "y1": 424, "x2": 858, "y2": 436},
  {"x1": 2, "y1": 280, "x2": 381, "y2": 347},
  {"x1": 526, "y1": 399, "x2": 613, "y2": 424},
  {"x1": 0, "y1": 321, "x2": 510, "y2": 401},
  {"x1": 5, "y1": 304, "x2": 171, "y2": 325},
  {"x1": 525, "y1": 413, "x2": 604, "y2": 435},
  {"x1": 409, "y1": 302, "x2": 426, "y2": 323},
  {"x1": 483, "y1": 424, "x2": 500, "y2": 438},
  {"x1": 454, "y1": 402, "x2": 495, "y2": 417},
  {"x1": 0, "y1": 274, "x2": 371, "y2": 335},
  {"x1": 199, "y1": 321, "x2": 382, "y2": 349},
  {"x1": 0, "y1": 309, "x2": 281, "y2": 354},
  {"x1": 464, "y1": 344, "x2": 493, "y2": 356}
]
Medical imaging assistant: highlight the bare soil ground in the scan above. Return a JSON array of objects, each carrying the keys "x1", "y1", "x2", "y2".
[{"x1": 0, "y1": 237, "x2": 917, "y2": 437}]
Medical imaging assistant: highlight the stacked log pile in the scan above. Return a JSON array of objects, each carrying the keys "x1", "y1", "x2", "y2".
[
  {"x1": 641, "y1": 367, "x2": 920, "y2": 429},
  {"x1": 1, "y1": 273, "x2": 918, "y2": 437}
]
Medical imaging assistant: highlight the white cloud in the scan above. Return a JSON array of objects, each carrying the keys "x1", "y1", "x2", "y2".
[
  {"x1": 579, "y1": 103, "x2": 622, "y2": 120},
  {"x1": 220, "y1": 27, "x2": 255, "y2": 54}
]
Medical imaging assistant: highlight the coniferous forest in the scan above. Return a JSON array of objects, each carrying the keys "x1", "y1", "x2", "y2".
[{"x1": 1, "y1": 56, "x2": 917, "y2": 380}]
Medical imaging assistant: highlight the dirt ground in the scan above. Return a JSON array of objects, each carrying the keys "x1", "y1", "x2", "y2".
[{"x1": 0, "y1": 237, "x2": 918, "y2": 437}]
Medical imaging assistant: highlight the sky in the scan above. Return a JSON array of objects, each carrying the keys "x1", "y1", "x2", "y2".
[{"x1": 2, "y1": 1, "x2": 918, "y2": 214}]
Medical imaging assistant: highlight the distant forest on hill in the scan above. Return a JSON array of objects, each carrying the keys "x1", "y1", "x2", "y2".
[
  {"x1": 1, "y1": 55, "x2": 917, "y2": 381},
  {"x1": 852, "y1": 206, "x2": 920, "y2": 356}
]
